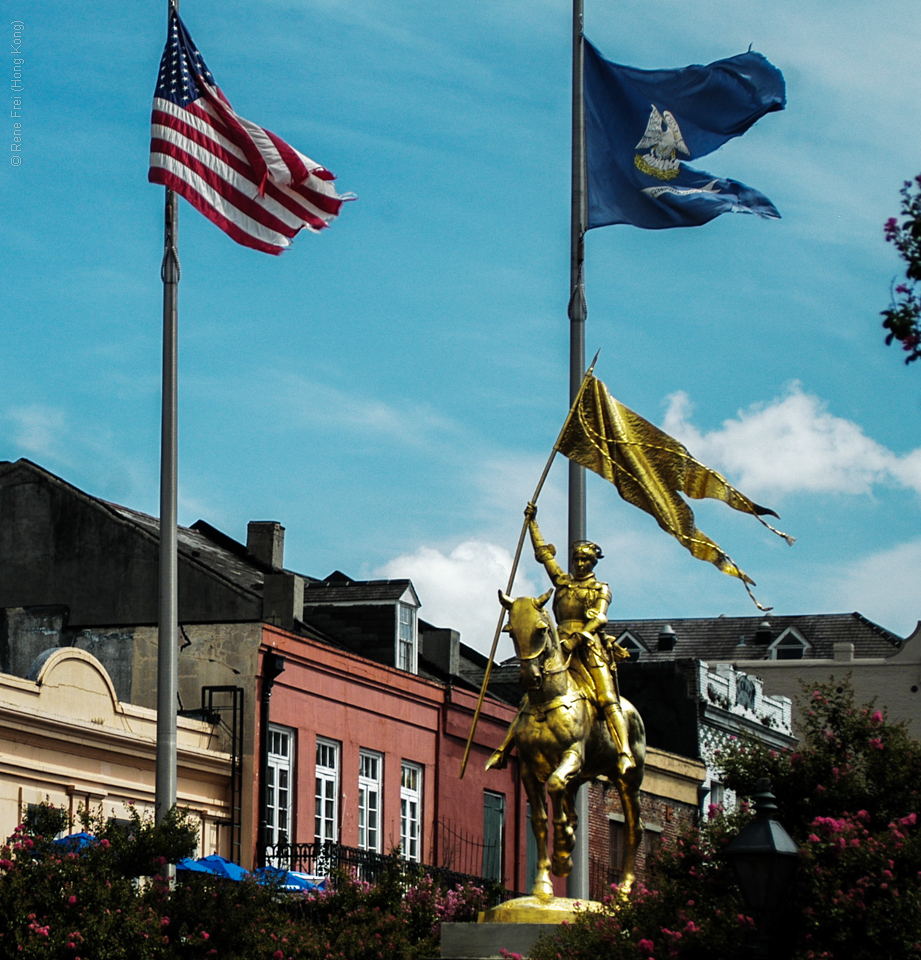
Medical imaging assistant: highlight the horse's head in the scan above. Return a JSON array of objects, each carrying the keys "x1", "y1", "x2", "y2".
[{"x1": 498, "y1": 589, "x2": 558, "y2": 692}]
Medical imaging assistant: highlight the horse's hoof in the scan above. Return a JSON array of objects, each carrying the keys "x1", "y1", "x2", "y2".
[
  {"x1": 485, "y1": 750, "x2": 508, "y2": 771},
  {"x1": 531, "y1": 878, "x2": 554, "y2": 900},
  {"x1": 613, "y1": 876, "x2": 634, "y2": 900}
]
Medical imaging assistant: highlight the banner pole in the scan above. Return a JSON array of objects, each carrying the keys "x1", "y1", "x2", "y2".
[{"x1": 459, "y1": 354, "x2": 598, "y2": 779}]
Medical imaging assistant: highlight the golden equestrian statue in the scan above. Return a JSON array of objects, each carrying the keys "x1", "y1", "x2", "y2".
[
  {"x1": 487, "y1": 503, "x2": 646, "y2": 899},
  {"x1": 467, "y1": 366, "x2": 790, "y2": 911}
]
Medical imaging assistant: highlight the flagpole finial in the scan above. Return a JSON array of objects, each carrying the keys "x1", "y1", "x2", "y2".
[{"x1": 587, "y1": 349, "x2": 601, "y2": 376}]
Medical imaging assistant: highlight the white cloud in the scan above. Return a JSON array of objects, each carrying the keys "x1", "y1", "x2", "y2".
[
  {"x1": 826, "y1": 538, "x2": 921, "y2": 639},
  {"x1": 662, "y1": 385, "x2": 921, "y2": 498},
  {"x1": 378, "y1": 540, "x2": 539, "y2": 659},
  {"x1": 5, "y1": 406, "x2": 69, "y2": 462},
  {"x1": 2, "y1": 405, "x2": 154, "y2": 510},
  {"x1": 268, "y1": 374, "x2": 469, "y2": 451}
]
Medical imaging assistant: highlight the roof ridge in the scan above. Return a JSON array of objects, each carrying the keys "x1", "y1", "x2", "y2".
[{"x1": 850, "y1": 611, "x2": 904, "y2": 647}]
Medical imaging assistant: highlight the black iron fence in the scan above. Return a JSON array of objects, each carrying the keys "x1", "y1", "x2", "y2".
[
  {"x1": 263, "y1": 839, "x2": 505, "y2": 897},
  {"x1": 589, "y1": 855, "x2": 621, "y2": 902},
  {"x1": 435, "y1": 818, "x2": 502, "y2": 881}
]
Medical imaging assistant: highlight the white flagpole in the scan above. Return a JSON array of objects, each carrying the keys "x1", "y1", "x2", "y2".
[
  {"x1": 155, "y1": 0, "x2": 180, "y2": 822},
  {"x1": 567, "y1": 0, "x2": 590, "y2": 902}
]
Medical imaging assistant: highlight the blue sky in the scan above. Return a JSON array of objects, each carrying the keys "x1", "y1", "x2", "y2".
[{"x1": 3, "y1": 0, "x2": 920, "y2": 658}]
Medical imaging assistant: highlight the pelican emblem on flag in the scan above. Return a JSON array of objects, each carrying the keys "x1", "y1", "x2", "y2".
[{"x1": 633, "y1": 105, "x2": 690, "y2": 180}]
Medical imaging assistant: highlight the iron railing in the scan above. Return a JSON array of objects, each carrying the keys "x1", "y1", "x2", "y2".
[
  {"x1": 589, "y1": 854, "x2": 621, "y2": 902},
  {"x1": 435, "y1": 818, "x2": 502, "y2": 881},
  {"x1": 264, "y1": 839, "x2": 505, "y2": 896}
]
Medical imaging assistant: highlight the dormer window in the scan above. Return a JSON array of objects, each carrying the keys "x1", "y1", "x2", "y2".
[
  {"x1": 397, "y1": 602, "x2": 417, "y2": 673},
  {"x1": 616, "y1": 631, "x2": 646, "y2": 661},
  {"x1": 769, "y1": 627, "x2": 810, "y2": 661}
]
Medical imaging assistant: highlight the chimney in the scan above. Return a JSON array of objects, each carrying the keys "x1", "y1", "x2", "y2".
[
  {"x1": 657, "y1": 624, "x2": 677, "y2": 652},
  {"x1": 833, "y1": 642, "x2": 854, "y2": 662},
  {"x1": 248, "y1": 521, "x2": 285, "y2": 570},
  {"x1": 263, "y1": 573, "x2": 304, "y2": 632},
  {"x1": 421, "y1": 627, "x2": 460, "y2": 677}
]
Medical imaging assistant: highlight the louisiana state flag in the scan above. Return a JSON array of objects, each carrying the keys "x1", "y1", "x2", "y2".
[{"x1": 585, "y1": 40, "x2": 785, "y2": 230}]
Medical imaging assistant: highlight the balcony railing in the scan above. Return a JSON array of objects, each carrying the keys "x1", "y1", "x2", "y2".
[{"x1": 263, "y1": 839, "x2": 505, "y2": 896}]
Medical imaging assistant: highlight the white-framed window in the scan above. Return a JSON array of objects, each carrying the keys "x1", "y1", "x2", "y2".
[
  {"x1": 400, "y1": 761, "x2": 423, "y2": 862},
  {"x1": 266, "y1": 725, "x2": 294, "y2": 850},
  {"x1": 358, "y1": 750, "x2": 383, "y2": 853},
  {"x1": 315, "y1": 738, "x2": 340, "y2": 845},
  {"x1": 397, "y1": 602, "x2": 417, "y2": 674}
]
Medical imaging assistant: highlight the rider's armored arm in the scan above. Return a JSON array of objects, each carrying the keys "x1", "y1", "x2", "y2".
[
  {"x1": 526, "y1": 504, "x2": 566, "y2": 585},
  {"x1": 582, "y1": 583, "x2": 612, "y2": 637}
]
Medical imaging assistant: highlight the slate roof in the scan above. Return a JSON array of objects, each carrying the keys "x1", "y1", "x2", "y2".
[
  {"x1": 102, "y1": 506, "x2": 419, "y2": 615},
  {"x1": 302, "y1": 571, "x2": 416, "y2": 606},
  {"x1": 452, "y1": 654, "x2": 522, "y2": 707},
  {"x1": 605, "y1": 612, "x2": 904, "y2": 662},
  {"x1": 104, "y1": 504, "x2": 268, "y2": 600},
  {"x1": 0, "y1": 460, "x2": 507, "y2": 688}
]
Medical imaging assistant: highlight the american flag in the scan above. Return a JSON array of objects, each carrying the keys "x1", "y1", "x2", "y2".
[{"x1": 149, "y1": 9, "x2": 350, "y2": 255}]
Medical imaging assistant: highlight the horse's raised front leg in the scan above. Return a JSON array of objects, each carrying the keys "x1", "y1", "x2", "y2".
[
  {"x1": 615, "y1": 771, "x2": 644, "y2": 895},
  {"x1": 521, "y1": 767, "x2": 553, "y2": 899},
  {"x1": 547, "y1": 746, "x2": 583, "y2": 878}
]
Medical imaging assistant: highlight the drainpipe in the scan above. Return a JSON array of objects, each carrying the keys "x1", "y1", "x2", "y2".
[
  {"x1": 258, "y1": 652, "x2": 286, "y2": 867},
  {"x1": 433, "y1": 684, "x2": 445, "y2": 866}
]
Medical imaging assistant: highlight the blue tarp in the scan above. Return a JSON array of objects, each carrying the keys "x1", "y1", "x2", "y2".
[
  {"x1": 253, "y1": 865, "x2": 327, "y2": 892},
  {"x1": 177, "y1": 855, "x2": 326, "y2": 892},
  {"x1": 57, "y1": 842, "x2": 323, "y2": 891},
  {"x1": 176, "y1": 854, "x2": 250, "y2": 881},
  {"x1": 53, "y1": 832, "x2": 96, "y2": 850},
  {"x1": 176, "y1": 856, "x2": 217, "y2": 874}
]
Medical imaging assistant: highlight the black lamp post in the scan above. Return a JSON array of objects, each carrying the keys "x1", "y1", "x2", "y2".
[{"x1": 723, "y1": 778, "x2": 799, "y2": 959}]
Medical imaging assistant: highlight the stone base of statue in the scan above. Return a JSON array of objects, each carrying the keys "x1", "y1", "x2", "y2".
[{"x1": 440, "y1": 897, "x2": 602, "y2": 959}]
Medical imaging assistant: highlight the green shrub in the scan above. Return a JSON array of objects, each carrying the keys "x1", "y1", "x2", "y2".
[
  {"x1": 530, "y1": 679, "x2": 921, "y2": 960},
  {"x1": 0, "y1": 810, "x2": 490, "y2": 960}
]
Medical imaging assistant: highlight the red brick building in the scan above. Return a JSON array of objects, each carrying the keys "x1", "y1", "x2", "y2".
[
  {"x1": 0, "y1": 459, "x2": 713, "y2": 896},
  {"x1": 260, "y1": 622, "x2": 531, "y2": 890}
]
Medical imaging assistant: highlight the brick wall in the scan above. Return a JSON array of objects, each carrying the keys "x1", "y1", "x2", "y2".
[{"x1": 588, "y1": 779, "x2": 699, "y2": 897}]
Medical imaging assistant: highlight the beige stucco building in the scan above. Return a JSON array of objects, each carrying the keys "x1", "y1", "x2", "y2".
[
  {"x1": 0, "y1": 646, "x2": 232, "y2": 851},
  {"x1": 735, "y1": 621, "x2": 921, "y2": 736},
  {"x1": 609, "y1": 614, "x2": 921, "y2": 736}
]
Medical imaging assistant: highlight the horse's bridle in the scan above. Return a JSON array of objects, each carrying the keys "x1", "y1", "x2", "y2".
[{"x1": 516, "y1": 619, "x2": 571, "y2": 679}]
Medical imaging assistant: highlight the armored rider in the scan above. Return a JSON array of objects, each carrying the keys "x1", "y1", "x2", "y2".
[{"x1": 487, "y1": 502, "x2": 635, "y2": 775}]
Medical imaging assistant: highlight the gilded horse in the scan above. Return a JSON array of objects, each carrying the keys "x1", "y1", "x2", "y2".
[{"x1": 498, "y1": 590, "x2": 646, "y2": 898}]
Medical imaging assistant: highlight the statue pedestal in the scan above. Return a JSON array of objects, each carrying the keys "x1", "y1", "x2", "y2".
[{"x1": 441, "y1": 897, "x2": 603, "y2": 959}]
